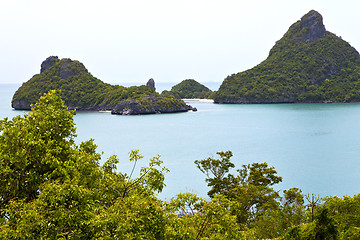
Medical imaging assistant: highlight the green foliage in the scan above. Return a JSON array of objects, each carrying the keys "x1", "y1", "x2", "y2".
[
  {"x1": 324, "y1": 194, "x2": 360, "y2": 238},
  {"x1": 283, "y1": 207, "x2": 338, "y2": 240},
  {"x1": 282, "y1": 194, "x2": 360, "y2": 240},
  {"x1": 165, "y1": 193, "x2": 241, "y2": 239},
  {"x1": 4, "y1": 91, "x2": 360, "y2": 239},
  {"x1": 314, "y1": 208, "x2": 338, "y2": 240},
  {"x1": 1, "y1": 91, "x2": 169, "y2": 239},
  {"x1": 195, "y1": 151, "x2": 283, "y2": 230},
  {"x1": 0, "y1": 90, "x2": 76, "y2": 212},
  {"x1": 215, "y1": 10, "x2": 360, "y2": 103},
  {"x1": 163, "y1": 79, "x2": 213, "y2": 99},
  {"x1": 195, "y1": 151, "x2": 235, "y2": 198},
  {"x1": 284, "y1": 188, "x2": 305, "y2": 207},
  {"x1": 237, "y1": 162, "x2": 283, "y2": 187}
]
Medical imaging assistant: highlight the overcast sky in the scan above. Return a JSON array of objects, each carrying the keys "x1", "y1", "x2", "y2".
[{"x1": 1, "y1": 0, "x2": 359, "y2": 85}]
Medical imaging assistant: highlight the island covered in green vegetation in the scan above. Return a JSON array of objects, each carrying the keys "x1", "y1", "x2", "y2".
[
  {"x1": 11, "y1": 56, "x2": 196, "y2": 115},
  {"x1": 215, "y1": 10, "x2": 360, "y2": 104},
  {"x1": 161, "y1": 79, "x2": 213, "y2": 99}
]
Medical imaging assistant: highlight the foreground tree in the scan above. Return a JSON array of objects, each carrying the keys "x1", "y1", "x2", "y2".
[
  {"x1": 253, "y1": 188, "x2": 306, "y2": 239},
  {"x1": 0, "y1": 91, "x2": 169, "y2": 239},
  {"x1": 324, "y1": 194, "x2": 360, "y2": 239},
  {"x1": 194, "y1": 150, "x2": 235, "y2": 198},
  {"x1": 0, "y1": 90, "x2": 77, "y2": 217},
  {"x1": 164, "y1": 193, "x2": 241, "y2": 239},
  {"x1": 195, "y1": 151, "x2": 283, "y2": 227}
]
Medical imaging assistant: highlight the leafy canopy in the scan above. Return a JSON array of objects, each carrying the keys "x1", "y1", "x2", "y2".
[
  {"x1": 2, "y1": 90, "x2": 360, "y2": 239},
  {"x1": 0, "y1": 90, "x2": 169, "y2": 239}
]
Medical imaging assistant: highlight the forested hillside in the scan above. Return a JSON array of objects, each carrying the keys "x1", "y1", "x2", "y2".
[{"x1": 215, "y1": 10, "x2": 360, "y2": 104}]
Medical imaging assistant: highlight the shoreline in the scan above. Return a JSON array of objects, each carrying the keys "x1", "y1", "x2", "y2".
[{"x1": 182, "y1": 98, "x2": 214, "y2": 103}]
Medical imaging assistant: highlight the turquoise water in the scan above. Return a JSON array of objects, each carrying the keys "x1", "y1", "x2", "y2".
[{"x1": 2, "y1": 84, "x2": 360, "y2": 200}]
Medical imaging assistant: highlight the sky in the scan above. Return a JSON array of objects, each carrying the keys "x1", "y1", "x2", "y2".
[{"x1": 1, "y1": 0, "x2": 359, "y2": 85}]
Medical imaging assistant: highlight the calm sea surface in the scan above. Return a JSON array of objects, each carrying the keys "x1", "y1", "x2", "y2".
[{"x1": 2, "y1": 83, "x2": 360, "y2": 200}]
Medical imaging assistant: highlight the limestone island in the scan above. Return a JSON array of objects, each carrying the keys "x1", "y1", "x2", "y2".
[
  {"x1": 12, "y1": 56, "x2": 197, "y2": 115},
  {"x1": 214, "y1": 10, "x2": 360, "y2": 104}
]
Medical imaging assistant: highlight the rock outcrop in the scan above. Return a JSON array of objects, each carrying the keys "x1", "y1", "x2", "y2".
[
  {"x1": 146, "y1": 78, "x2": 156, "y2": 91},
  {"x1": 111, "y1": 97, "x2": 197, "y2": 115},
  {"x1": 294, "y1": 10, "x2": 326, "y2": 42},
  {"x1": 58, "y1": 60, "x2": 74, "y2": 79},
  {"x1": 40, "y1": 56, "x2": 59, "y2": 73}
]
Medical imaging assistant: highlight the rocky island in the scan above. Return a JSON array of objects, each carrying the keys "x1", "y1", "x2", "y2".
[
  {"x1": 214, "y1": 10, "x2": 360, "y2": 104},
  {"x1": 12, "y1": 56, "x2": 196, "y2": 115}
]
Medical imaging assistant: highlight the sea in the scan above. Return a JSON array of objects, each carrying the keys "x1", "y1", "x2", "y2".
[{"x1": 2, "y1": 82, "x2": 360, "y2": 201}]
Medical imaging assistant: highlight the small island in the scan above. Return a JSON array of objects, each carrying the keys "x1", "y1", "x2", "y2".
[
  {"x1": 12, "y1": 56, "x2": 196, "y2": 115},
  {"x1": 215, "y1": 10, "x2": 360, "y2": 104},
  {"x1": 161, "y1": 79, "x2": 213, "y2": 99}
]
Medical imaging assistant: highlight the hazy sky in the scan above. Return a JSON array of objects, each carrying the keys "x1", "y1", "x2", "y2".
[{"x1": 1, "y1": 0, "x2": 359, "y2": 85}]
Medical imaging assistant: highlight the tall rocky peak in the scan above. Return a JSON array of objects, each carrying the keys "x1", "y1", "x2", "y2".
[
  {"x1": 39, "y1": 56, "x2": 88, "y2": 79},
  {"x1": 292, "y1": 10, "x2": 326, "y2": 42},
  {"x1": 299, "y1": 10, "x2": 326, "y2": 42},
  {"x1": 40, "y1": 56, "x2": 59, "y2": 73},
  {"x1": 146, "y1": 78, "x2": 156, "y2": 91}
]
